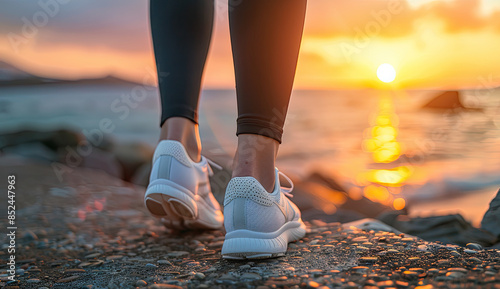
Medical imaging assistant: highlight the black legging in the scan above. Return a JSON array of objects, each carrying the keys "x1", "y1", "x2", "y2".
[{"x1": 150, "y1": 0, "x2": 307, "y2": 143}]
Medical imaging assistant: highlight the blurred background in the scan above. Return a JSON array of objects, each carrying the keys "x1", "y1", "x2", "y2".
[{"x1": 1, "y1": 0, "x2": 500, "y2": 228}]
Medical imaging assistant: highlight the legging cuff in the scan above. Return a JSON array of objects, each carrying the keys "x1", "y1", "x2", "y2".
[
  {"x1": 236, "y1": 117, "x2": 284, "y2": 144},
  {"x1": 160, "y1": 106, "x2": 198, "y2": 127}
]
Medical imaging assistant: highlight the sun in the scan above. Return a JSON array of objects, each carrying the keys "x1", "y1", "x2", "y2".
[{"x1": 377, "y1": 63, "x2": 396, "y2": 83}]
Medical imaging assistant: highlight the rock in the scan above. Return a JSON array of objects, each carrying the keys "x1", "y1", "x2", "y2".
[
  {"x1": 56, "y1": 275, "x2": 80, "y2": 283},
  {"x1": 21, "y1": 230, "x2": 38, "y2": 242},
  {"x1": 417, "y1": 245, "x2": 429, "y2": 251},
  {"x1": 147, "y1": 285, "x2": 182, "y2": 289},
  {"x1": 468, "y1": 257, "x2": 482, "y2": 263},
  {"x1": 194, "y1": 272, "x2": 205, "y2": 279},
  {"x1": 448, "y1": 268, "x2": 468, "y2": 274},
  {"x1": 106, "y1": 255, "x2": 124, "y2": 261},
  {"x1": 85, "y1": 253, "x2": 101, "y2": 259},
  {"x1": 446, "y1": 271, "x2": 465, "y2": 278},
  {"x1": 351, "y1": 266, "x2": 369, "y2": 274},
  {"x1": 359, "y1": 257, "x2": 378, "y2": 264},
  {"x1": 402, "y1": 270, "x2": 418, "y2": 279},
  {"x1": 421, "y1": 90, "x2": 470, "y2": 110},
  {"x1": 26, "y1": 278, "x2": 41, "y2": 283},
  {"x1": 218, "y1": 273, "x2": 238, "y2": 281},
  {"x1": 0, "y1": 129, "x2": 82, "y2": 153},
  {"x1": 481, "y1": 189, "x2": 500, "y2": 238},
  {"x1": 145, "y1": 263, "x2": 157, "y2": 268},
  {"x1": 294, "y1": 172, "x2": 392, "y2": 221},
  {"x1": 167, "y1": 251, "x2": 189, "y2": 258},
  {"x1": 466, "y1": 243, "x2": 483, "y2": 250},
  {"x1": 113, "y1": 142, "x2": 153, "y2": 182},
  {"x1": 136, "y1": 280, "x2": 147, "y2": 287},
  {"x1": 240, "y1": 272, "x2": 262, "y2": 281},
  {"x1": 157, "y1": 260, "x2": 172, "y2": 265},
  {"x1": 81, "y1": 147, "x2": 123, "y2": 179},
  {"x1": 378, "y1": 212, "x2": 497, "y2": 247},
  {"x1": 307, "y1": 280, "x2": 320, "y2": 288}
]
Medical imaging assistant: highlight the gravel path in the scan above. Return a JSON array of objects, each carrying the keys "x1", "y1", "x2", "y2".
[{"x1": 1, "y1": 163, "x2": 499, "y2": 289}]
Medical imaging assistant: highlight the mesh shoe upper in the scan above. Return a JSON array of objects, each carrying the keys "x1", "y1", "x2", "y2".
[{"x1": 223, "y1": 168, "x2": 301, "y2": 233}]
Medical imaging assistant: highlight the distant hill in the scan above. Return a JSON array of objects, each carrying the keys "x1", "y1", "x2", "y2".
[{"x1": 0, "y1": 61, "x2": 144, "y2": 87}]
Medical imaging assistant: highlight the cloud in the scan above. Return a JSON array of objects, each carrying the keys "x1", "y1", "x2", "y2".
[
  {"x1": 304, "y1": 0, "x2": 500, "y2": 38},
  {"x1": 0, "y1": 0, "x2": 151, "y2": 53}
]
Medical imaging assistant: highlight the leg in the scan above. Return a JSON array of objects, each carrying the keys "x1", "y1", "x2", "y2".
[
  {"x1": 229, "y1": 0, "x2": 307, "y2": 192},
  {"x1": 145, "y1": 0, "x2": 224, "y2": 231},
  {"x1": 150, "y1": 0, "x2": 214, "y2": 162}
]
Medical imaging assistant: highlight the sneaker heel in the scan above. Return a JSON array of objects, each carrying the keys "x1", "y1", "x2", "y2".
[{"x1": 169, "y1": 199, "x2": 196, "y2": 219}]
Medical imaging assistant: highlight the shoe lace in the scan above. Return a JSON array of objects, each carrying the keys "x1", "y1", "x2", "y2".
[
  {"x1": 206, "y1": 157, "x2": 223, "y2": 176},
  {"x1": 278, "y1": 170, "x2": 295, "y2": 198}
]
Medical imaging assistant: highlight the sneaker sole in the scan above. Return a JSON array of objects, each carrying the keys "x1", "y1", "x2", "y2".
[
  {"x1": 221, "y1": 220, "x2": 306, "y2": 259},
  {"x1": 145, "y1": 180, "x2": 220, "y2": 230}
]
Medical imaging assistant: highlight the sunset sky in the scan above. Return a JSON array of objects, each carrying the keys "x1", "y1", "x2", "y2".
[{"x1": 1, "y1": 0, "x2": 500, "y2": 89}]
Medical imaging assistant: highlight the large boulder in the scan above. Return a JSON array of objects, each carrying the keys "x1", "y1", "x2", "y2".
[
  {"x1": 421, "y1": 90, "x2": 481, "y2": 111},
  {"x1": 481, "y1": 188, "x2": 500, "y2": 238},
  {"x1": 292, "y1": 171, "x2": 393, "y2": 223},
  {"x1": 379, "y1": 211, "x2": 498, "y2": 247}
]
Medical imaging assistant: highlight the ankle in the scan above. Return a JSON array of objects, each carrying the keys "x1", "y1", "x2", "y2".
[
  {"x1": 159, "y1": 117, "x2": 202, "y2": 162},
  {"x1": 232, "y1": 134, "x2": 279, "y2": 193}
]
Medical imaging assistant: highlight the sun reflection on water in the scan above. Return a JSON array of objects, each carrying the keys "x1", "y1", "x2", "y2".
[{"x1": 360, "y1": 93, "x2": 411, "y2": 210}]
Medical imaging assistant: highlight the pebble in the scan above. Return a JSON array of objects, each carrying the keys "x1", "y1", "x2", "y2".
[
  {"x1": 147, "y1": 285, "x2": 183, "y2": 289},
  {"x1": 136, "y1": 280, "x2": 147, "y2": 287},
  {"x1": 415, "y1": 285, "x2": 434, "y2": 289},
  {"x1": 351, "y1": 266, "x2": 369, "y2": 273},
  {"x1": 157, "y1": 260, "x2": 172, "y2": 265},
  {"x1": 85, "y1": 253, "x2": 101, "y2": 259},
  {"x1": 219, "y1": 273, "x2": 238, "y2": 281},
  {"x1": 466, "y1": 243, "x2": 483, "y2": 250},
  {"x1": 145, "y1": 263, "x2": 158, "y2": 268},
  {"x1": 167, "y1": 251, "x2": 189, "y2": 258},
  {"x1": 240, "y1": 272, "x2": 262, "y2": 281},
  {"x1": 448, "y1": 268, "x2": 468, "y2": 273},
  {"x1": 352, "y1": 237, "x2": 368, "y2": 242},
  {"x1": 417, "y1": 245, "x2": 429, "y2": 251},
  {"x1": 409, "y1": 268, "x2": 425, "y2": 273},
  {"x1": 402, "y1": 271, "x2": 418, "y2": 279},
  {"x1": 56, "y1": 275, "x2": 80, "y2": 283},
  {"x1": 359, "y1": 256, "x2": 378, "y2": 264},
  {"x1": 26, "y1": 278, "x2": 41, "y2": 283},
  {"x1": 464, "y1": 249, "x2": 478, "y2": 254},
  {"x1": 307, "y1": 280, "x2": 320, "y2": 288},
  {"x1": 106, "y1": 255, "x2": 123, "y2": 261},
  {"x1": 194, "y1": 272, "x2": 205, "y2": 279},
  {"x1": 427, "y1": 268, "x2": 439, "y2": 275},
  {"x1": 450, "y1": 250, "x2": 461, "y2": 257},
  {"x1": 446, "y1": 271, "x2": 465, "y2": 278}
]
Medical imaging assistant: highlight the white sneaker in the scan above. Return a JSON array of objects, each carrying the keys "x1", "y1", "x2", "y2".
[
  {"x1": 221, "y1": 168, "x2": 306, "y2": 259},
  {"x1": 144, "y1": 140, "x2": 224, "y2": 230}
]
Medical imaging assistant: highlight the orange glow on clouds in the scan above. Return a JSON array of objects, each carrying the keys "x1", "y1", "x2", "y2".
[{"x1": 0, "y1": 0, "x2": 500, "y2": 89}]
